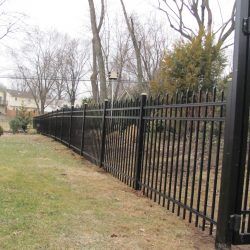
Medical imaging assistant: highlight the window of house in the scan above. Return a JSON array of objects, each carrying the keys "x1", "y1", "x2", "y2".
[{"x1": 15, "y1": 97, "x2": 17, "y2": 101}]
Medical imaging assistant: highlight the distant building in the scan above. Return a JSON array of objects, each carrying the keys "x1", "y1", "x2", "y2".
[
  {"x1": 5, "y1": 89, "x2": 38, "y2": 117},
  {"x1": 0, "y1": 86, "x2": 83, "y2": 117}
]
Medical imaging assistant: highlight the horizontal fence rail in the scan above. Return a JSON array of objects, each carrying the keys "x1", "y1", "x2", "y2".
[{"x1": 34, "y1": 89, "x2": 226, "y2": 236}]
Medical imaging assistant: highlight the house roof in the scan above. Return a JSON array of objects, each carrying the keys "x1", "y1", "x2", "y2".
[{"x1": 6, "y1": 89, "x2": 33, "y2": 99}]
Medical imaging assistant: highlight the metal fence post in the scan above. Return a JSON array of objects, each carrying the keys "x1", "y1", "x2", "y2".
[
  {"x1": 81, "y1": 103, "x2": 87, "y2": 156},
  {"x1": 55, "y1": 109, "x2": 58, "y2": 140},
  {"x1": 100, "y1": 100, "x2": 108, "y2": 167},
  {"x1": 49, "y1": 111, "x2": 52, "y2": 136},
  {"x1": 134, "y1": 94, "x2": 147, "y2": 190},
  {"x1": 216, "y1": 0, "x2": 250, "y2": 248},
  {"x1": 60, "y1": 108, "x2": 64, "y2": 142},
  {"x1": 68, "y1": 106, "x2": 74, "y2": 148}
]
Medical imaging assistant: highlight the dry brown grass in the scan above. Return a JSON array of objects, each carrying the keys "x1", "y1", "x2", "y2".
[{"x1": 0, "y1": 134, "x2": 248, "y2": 249}]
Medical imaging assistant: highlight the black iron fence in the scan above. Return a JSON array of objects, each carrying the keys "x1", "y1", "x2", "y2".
[
  {"x1": 34, "y1": 89, "x2": 227, "y2": 236},
  {"x1": 32, "y1": 1, "x2": 250, "y2": 246}
]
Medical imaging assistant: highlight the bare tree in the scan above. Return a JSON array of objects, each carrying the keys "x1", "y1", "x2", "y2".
[
  {"x1": 11, "y1": 79, "x2": 28, "y2": 92},
  {"x1": 0, "y1": 0, "x2": 24, "y2": 41},
  {"x1": 13, "y1": 29, "x2": 61, "y2": 114},
  {"x1": 88, "y1": 0, "x2": 107, "y2": 102},
  {"x1": 120, "y1": 0, "x2": 144, "y2": 85},
  {"x1": 53, "y1": 47, "x2": 67, "y2": 100},
  {"x1": 100, "y1": 15, "x2": 169, "y2": 99},
  {"x1": 111, "y1": 16, "x2": 169, "y2": 90},
  {"x1": 100, "y1": 11, "x2": 111, "y2": 79},
  {"x1": 157, "y1": 0, "x2": 236, "y2": 49},
  {"x1": 113, "y1": 31, "x2": 131, "y2": 100},
  {"x1": 63, "y1": 39, "x2": 89, "y2": 106},
  {"x1": 105, "y1": 17, "x2": 131, "y2": 101},
  {"x1": 133, "y1": 16, "x2": 170, "y2": 83}
]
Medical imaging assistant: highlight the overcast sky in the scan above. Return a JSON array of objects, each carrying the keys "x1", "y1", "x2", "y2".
[{"x1": 0, "y1": 0, "x2": 235, "y2": 92}]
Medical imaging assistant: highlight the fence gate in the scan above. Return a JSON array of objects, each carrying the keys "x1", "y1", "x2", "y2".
[{"x1": 216, "y1": 0, "x2": 250, "y2": 247}]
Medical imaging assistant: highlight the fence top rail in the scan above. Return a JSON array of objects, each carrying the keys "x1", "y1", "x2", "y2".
[
  {"x1": 34, "y1": 89, "x2": 226, "y2": 119},
  {"x1": 106, "y1": 106, "x2": 140, "y2": 111},
  {"x1": 86, "y1": 109, "x2": 104, "y2": 112},
  {"x1": 144, "y1": 101, "x2": 226, "y2": 110}
]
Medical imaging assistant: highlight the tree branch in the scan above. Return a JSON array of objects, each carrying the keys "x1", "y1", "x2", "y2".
[{"x1": 217, "y1": 2, "x2": 236, "y2": 48}]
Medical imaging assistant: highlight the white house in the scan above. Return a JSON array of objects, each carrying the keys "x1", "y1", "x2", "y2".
[
  {"x1": 5, "y1": 89, "x2": 38, "y2": 117},
  {"x1": 0, "y1": 86, "x2": 84, "y2": 116}
]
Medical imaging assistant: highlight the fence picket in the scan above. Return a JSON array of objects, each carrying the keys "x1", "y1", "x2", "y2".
[
  {"x1": 135, "y1": 94, "x2": 146, "y2": 190},
  {"x1": 80, "y1": 103, "x2": 87, "y2": 156},
  {"x1": 100, "y1": 100, "x2": 108, "y2": 167},
  {"x1": 68, "y1": 106, "x2": 73, "y2": 148}
]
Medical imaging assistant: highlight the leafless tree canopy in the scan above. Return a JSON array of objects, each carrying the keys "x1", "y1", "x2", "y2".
[
  {"x1": 7, "y1": 0, "x2": 236, "y2": 107},
  {"x1": 84, "y1": 0, "x2": 235, "y2": 101},
  {"x1": 158, "y1": 0, "x2": 236, "y2": 49},
  {"x1": 14, "y1": 29, "x2": 60, "y2": 114},
  {"x1": 0, "y1": 0, "x2": 24, "y2": 41},
  {"x1": 12, "y1": 29, "x2": 89, "y2": 114},
  {"x1": 63, "y1": 39, "x2": 89, "y2": 106}
]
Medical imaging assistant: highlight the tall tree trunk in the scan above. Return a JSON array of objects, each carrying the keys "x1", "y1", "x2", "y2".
[
  {"x1": 120, "y1": 0, "x2": 144, "y2": 85},
  {"x1": 70, "y1": 94, "x2": 75, "y2": 106},
  {"x1": 90, "y1": 42, "x2": 99, "y2": 102},
  {"x1": 88, "y1": 0, "x2": 107, "y2": 102},
  {"x1": 40, "y1": 101, "x2": 45, "y2": 115}
]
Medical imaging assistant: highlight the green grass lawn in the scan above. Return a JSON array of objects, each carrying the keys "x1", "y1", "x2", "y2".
[
  {"x1": 0, "y1": 120, "x2": 10, "y2": 132},
  {"x1": 0, "y1": 134, "x2": 215, "y2": 249}
]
